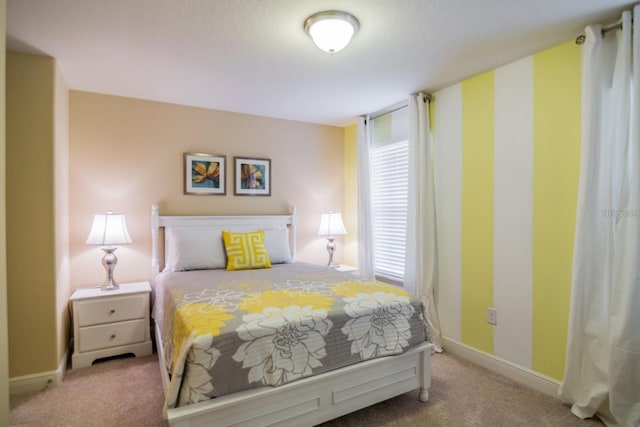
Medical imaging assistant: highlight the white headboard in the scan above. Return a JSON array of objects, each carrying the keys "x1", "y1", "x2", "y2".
[{"x1": 150, "y1": 204, "x2": 297, "y2": 280}]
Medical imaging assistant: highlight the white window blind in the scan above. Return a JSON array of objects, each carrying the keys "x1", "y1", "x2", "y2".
[{"x1": 370, "y1": 106, "x2": 409, "y2": 284}]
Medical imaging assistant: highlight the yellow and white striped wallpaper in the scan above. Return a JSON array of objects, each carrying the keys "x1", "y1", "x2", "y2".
[{"x1": 433, "y1": 40, "x2": 581, "y2": 380}]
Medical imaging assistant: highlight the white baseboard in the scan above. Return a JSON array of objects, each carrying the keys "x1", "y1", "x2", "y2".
[
  {"x1": 9, "y1": 347, "x2": 69, "y2": 396},
  {"x1": 441, "y1": 337, "x2": 560, "y2": 398}
]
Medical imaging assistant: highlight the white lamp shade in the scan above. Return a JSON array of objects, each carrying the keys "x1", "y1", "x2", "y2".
[
  {"x1": 86, "y1": 212, "x2": 133, "y2": 246},
  {"x1": 305, "y1": 11, "x2": 359, "y2": 54},
  {"x1": 318, "y1": 212, "x2": 347, "y2": 236}
]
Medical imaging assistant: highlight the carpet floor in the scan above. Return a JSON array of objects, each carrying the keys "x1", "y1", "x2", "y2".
[{"x1": 10, "y1": 351, "x2": 602, "y2": 426}]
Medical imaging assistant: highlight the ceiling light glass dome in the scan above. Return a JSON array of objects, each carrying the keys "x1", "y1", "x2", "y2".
[{"x1": 304, "y1": 11, "x2": 360, "y2": 54}]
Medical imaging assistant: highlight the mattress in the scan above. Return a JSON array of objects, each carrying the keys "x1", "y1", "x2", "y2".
[{"x1": 152, "y1": 262, "x2": 431, "y2": 409}]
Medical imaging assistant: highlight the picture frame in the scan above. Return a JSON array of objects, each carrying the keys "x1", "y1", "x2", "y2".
[
  {"x1": 234, "y1": 156, "x2": 271, "y2": 196},
  {"x1": 184, "y1": 153, "x2": 226, "y2": 195}
]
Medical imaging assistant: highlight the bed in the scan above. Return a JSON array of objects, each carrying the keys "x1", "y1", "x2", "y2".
[{"x1": 151, "y1": 205, "x2": 434, "y2": 426}]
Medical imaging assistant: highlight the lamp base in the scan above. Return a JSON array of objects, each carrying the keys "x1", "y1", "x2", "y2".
[
  {"x1": 326, "y1": 238, "x2": 338, "y2": 269},
  {"x1": 100, "y1": 247, "x2": 120, "y2": 291},
  {"x1": 101, "y1": 278, "x2": 120, "y2": 291}
]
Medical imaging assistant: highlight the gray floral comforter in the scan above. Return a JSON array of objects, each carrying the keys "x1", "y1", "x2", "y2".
[{"x1": 152, "y1": 263, "x2": 430, "y2": 410}]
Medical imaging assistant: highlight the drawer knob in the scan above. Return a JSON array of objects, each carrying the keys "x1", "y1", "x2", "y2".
[
  {"x1": 109, "y1": 309, "x2": 116, "y2": 315},
  {"x1": 110, "y1": 334, "x2": 116, "y2": 340}
]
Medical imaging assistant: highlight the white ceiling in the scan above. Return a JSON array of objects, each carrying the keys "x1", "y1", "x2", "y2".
[{"x1": 6, "y1": 0, "x2": 636, "y2": 127}]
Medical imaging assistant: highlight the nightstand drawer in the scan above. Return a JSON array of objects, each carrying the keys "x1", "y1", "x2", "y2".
[
  {"x1": 77, "y1": 294, "x2": 147, "y2": 326},
  {"x1": 78, "y1": 319, "x2": 146, "y2": 352}
]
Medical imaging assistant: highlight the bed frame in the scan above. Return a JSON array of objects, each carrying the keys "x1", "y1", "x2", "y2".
[{"x1": 150, "y1": 205, "x2": 434, "y2": 426}]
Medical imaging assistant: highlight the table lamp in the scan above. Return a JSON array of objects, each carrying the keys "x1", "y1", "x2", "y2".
[
  {"x1": 318, "y1": 211, "x2": 347, "y2": 268},
  {"x1": 86, "y1": 211, "x2": 132, "y2": 291}
]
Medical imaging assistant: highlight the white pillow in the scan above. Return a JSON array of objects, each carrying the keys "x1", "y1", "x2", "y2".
[
  {"x1": 263, "y1": 228, "x2": 293, "y2": 264},
  {"x1": 164, "y1": 226, "x2": 226, "y2": 271}
]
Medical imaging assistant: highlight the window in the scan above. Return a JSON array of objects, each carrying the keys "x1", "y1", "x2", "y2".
[{"x1": 369, "y1": 106, "x2": 409, "y2": 284}]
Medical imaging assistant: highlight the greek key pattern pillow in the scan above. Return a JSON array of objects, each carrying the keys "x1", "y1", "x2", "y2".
[{"x1": 222, "y1": 230, "x2": 272, "y2": 270}]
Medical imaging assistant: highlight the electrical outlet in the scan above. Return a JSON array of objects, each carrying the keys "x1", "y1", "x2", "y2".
[{"x1": 487, "y1": 307, "x2": 497, "y2": 325}]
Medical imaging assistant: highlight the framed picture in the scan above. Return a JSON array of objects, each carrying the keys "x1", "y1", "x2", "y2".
[
  {"x1": 234, "y1": 156, "x2": 271, "y2": 196},
  {"x1": 184, "y1": 153, "x2": 226, "y2": 195}
]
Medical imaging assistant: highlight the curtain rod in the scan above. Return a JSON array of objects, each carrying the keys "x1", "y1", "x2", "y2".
[
  {"x1": 575, "y1": 16, "x2": 628, "y2": 45},
  {"x1": 366, "y1": 93, "x2": 432, "y2": 121},
  {"x1": 367, "y1": 100, "x2": 408, "y2": 121}
]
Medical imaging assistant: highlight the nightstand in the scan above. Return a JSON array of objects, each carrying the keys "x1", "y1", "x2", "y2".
[{"x1": 70, "y1": 281, "x2": 153, "y2": 369}]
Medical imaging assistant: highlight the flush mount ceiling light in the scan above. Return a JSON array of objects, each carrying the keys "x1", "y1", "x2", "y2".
[{"x1": 304, "y1": 11, "x2": 360, "y2": 54}]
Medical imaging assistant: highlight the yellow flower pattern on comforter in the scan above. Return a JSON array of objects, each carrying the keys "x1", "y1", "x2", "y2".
[{"x1": 155, "y1": 264, "x2": 429, "y2": 410}]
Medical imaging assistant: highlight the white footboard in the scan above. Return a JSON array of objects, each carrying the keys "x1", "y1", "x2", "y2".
[{"x1": 156, "y1": 322, "x2": 433, "y2": 427}]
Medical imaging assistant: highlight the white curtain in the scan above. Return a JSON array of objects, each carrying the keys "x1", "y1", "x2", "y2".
[
  {"x1": 559, "y1": 6, "x2": 640, "y2": 426},
  {"x1": 405, "y1": 93, "x2": 442, "y2": 351},
  {"x1": 357, "y1": 116, "x2": 375, "y2": 279}
]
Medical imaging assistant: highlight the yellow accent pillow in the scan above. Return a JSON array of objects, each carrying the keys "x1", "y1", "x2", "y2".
[{"x1": 222, "y1": 230, "x2": 272, "y2": 271}]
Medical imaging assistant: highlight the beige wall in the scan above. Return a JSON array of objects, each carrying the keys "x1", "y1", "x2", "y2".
[
  {"x1": 69, "y1": 92, "x2": 346, "y2": 288},
  {"x1": 6, "y1": 51, "x2": 70, "y2": 377},
  {"x1": 1, "y1": 0, "x2": 10, "y2": 421}
]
